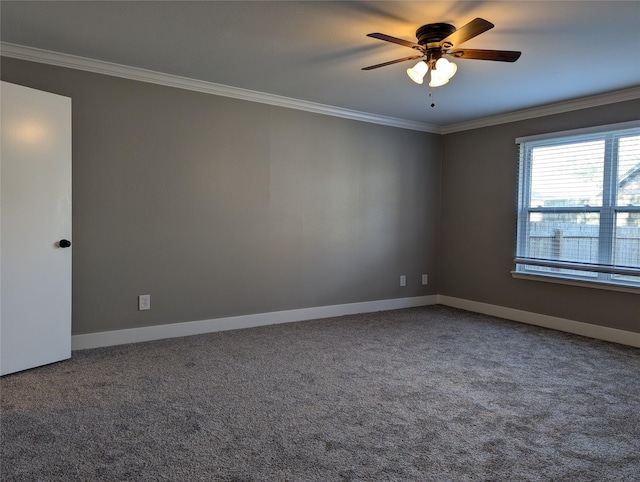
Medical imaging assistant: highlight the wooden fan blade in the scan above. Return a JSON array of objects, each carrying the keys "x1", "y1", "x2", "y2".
[
  {"x1": 440, "y1": 18, "x2": 494, "y2": 48},
  {"x1": 449, "y1": 49, "x2": 521, "y2": 62},
  {"x1": 362, "y1": 55, "x2": 423, "y2": 71},
  {"x1": 366, "y1": 33, "x2": 421, "y2": 50}
]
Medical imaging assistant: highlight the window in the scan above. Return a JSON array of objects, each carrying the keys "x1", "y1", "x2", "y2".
[{"x1": 515, "y1": 121, "x2": 640, "y2": 289}]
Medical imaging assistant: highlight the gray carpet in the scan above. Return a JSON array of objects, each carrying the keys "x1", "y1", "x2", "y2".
[{"x1": 1, "y1": 305, "x2": 639, "y2": 481}]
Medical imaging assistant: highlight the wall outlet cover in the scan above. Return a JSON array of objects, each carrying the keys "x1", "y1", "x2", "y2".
[{"x1": 138, "y1": 294, "x2": 150, "y2": 311}]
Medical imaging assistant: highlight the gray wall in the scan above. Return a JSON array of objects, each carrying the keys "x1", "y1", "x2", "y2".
[
  {"x1": 1, "y1": 57, "x2": 442, "y2": 335},
  {"x1": 2, "y1": 56, "x2": 637, "y2": 337},
  {"x1": 441, "y1": 100, "x2": 640, "y2": 333}
]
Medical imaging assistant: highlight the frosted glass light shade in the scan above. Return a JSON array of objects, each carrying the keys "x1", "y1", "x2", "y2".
[
  {"x1": 428, "y1": 72, "x2": 450, "y2": 87},
  {"x1": 407, "y1": 61, "x2": 428, "y2": 84},
  {"x1": 434, "y1": 58, "x2": 457, "y2": 80}
]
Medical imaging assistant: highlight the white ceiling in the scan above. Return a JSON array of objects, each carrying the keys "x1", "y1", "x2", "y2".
[{"x1": 1, "y1": 1, "x2": 639, "y2": 127}]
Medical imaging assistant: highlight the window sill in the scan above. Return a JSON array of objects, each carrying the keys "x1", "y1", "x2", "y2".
[{"x1": 511, "y1": 271, "x2": 640, "y2": 295}]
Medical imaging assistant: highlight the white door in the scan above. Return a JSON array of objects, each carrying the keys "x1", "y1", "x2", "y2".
[{"x1": 1, "y1": 81, "x2": 72, "y2": 376}]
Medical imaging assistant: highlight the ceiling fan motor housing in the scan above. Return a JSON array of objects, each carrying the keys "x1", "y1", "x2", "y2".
[{"x1": 416, "y1": 23, "x2": 456, "y2": 48}]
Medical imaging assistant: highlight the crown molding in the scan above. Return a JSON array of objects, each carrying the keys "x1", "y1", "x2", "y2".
[
  {"x1": 3, "y1": 42, "x2": 637, "y2": 136},
  {"x1": 0, "y1": 42, "x2": 441, "y2": 134},
  {"x1": 441, "y1": 86, "x2": 640, "y2": 134}
]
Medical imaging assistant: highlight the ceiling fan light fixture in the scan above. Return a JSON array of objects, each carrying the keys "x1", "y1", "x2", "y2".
[
  {"x1": 407, "y1": 61, "x2": 428, "y2": 84},
  {"x1": 363, "y1": 18, "x2": 521, "y2": 92}
]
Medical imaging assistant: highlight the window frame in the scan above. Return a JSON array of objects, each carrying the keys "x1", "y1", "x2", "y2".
[{"x1": 514, "y1": 120, "x2": 640, "y2": 291}]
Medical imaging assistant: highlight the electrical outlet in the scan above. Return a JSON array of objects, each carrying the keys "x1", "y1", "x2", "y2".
[
  {"x1": 400, "y1": 275, "x2": 406, "y2": 287},
  {"x1": 422, "y1": 274, "x2": 428, "y2": 285},
  {"x1": 138, "y1": 294, "x2": 150, "y2": 311}
]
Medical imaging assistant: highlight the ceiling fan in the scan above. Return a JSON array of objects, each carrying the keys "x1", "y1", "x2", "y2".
[{"x1": 362, "y1": 18, "x2": 521, "y2": 87}]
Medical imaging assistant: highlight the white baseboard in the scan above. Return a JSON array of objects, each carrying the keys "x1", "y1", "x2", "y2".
[
  {"x1": 438, "y1": 295, "x2": 640, "y2": 348},
  {"x1": 72, "y1": 295, "x2": 439, "y2": 350},
  {"x1": 72, "y1": 294, "x2": 639, "y2": 350}
]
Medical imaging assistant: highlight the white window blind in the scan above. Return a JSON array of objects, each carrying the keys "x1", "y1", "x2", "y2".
[{"x1": 515, "y1": 121, "x2": 640, "y2": 288}]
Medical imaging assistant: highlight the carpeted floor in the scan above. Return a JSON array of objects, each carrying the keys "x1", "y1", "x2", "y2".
[{"x1": 1, "y1": 305, "x2": 639, "y2": 481}]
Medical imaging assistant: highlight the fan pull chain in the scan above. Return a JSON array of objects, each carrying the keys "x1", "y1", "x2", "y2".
[{"x1": 429, "y1": 89, "x2": 435, "y2": 108}]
